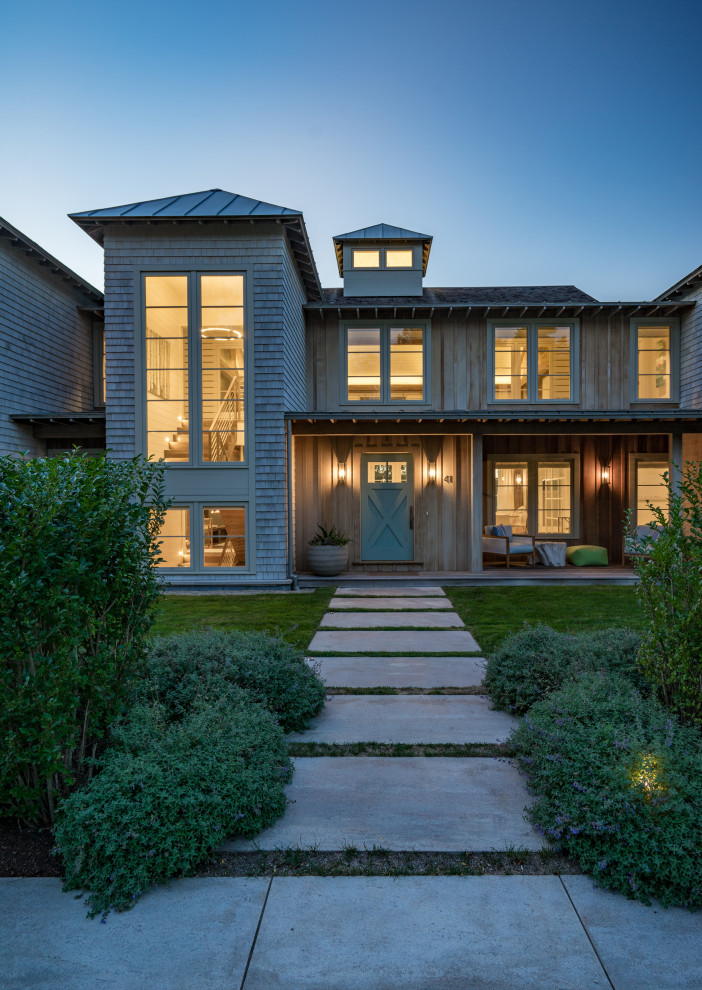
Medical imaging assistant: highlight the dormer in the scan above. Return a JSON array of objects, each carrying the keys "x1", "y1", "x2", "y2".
[{"x1": 333, "y1": 223, "x2": 432, "y2": 297}]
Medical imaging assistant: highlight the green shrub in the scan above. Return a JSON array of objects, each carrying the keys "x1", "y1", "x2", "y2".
[
  {"x1": 140, "y1": 628, "x2": 326, "y2": 732},
  {"x1": 55, "y1": 689, "x2": 291, "y2": 916},
  {"x1": 631, "y1": 461, "x2": 702, "y2": 726},
  {"x1": 0, "y1": 453, "x2": 168, "y2": 824},
  {"x1": 513, "y1": 672, "x2": 702, "y2": 909},
  {"x1": 485, "y1": 624, "x2": 645, "y2": 715}
]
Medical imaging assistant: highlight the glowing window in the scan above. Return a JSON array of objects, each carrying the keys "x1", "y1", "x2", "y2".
[
  {"x1": 203, "y1": 506, "x2": 246, "y2": 568},
  {"x1": 352, "y1": 250, "x2": 380, "y2": 268},
  {"x1": 156, "y1": 507, "x2": 191, "y2": 567},
  {"x1": 636, "y1": 326, "x2": 671, "y2": 400},
  {"x1": 386, "y1": 249, "x2": 413, "y2": 268}
]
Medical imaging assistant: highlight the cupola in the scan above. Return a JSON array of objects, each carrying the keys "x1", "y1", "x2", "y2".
[{"x1": 333, "y1": 223, "x2": 432, "y2": 297}]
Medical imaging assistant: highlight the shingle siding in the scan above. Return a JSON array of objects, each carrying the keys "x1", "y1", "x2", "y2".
[
  {"x1": 0, "y1": 239, "x2": 95, "y2": 455},
  {"x1": 103, "y1": 222, "x2": 308, "y2": 585},
  {"x1": 680, "y1": 285, "x2": 702, "y2": 408}
]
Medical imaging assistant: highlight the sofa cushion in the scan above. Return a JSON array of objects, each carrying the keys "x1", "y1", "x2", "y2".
[{"x1": 566, "y1": 545, "x2": 609, "y2": 566}]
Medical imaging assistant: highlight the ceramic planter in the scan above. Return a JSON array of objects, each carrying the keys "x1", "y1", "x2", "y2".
[{"x1": 307, "y1": 544, "x2": 349, "y2": 576}]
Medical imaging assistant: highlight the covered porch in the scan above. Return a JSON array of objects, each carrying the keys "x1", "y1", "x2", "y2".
[{"x1": 288, "y1": 414, "x2": 701, "y2": 581}]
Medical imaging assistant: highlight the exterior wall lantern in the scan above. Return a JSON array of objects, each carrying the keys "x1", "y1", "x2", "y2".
[
  {"x1": 337, "y1": 460, "x2": 347, "y2": 485},
  {"x1": 427, "y1": 462, "x2": 437, "y2": 485},
  {"x1": 601, "y1": 463, "x2": 611, "y2": 485}
]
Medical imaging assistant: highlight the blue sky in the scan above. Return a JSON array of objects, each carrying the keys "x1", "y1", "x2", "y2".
[{"x1": 2, "y1": 0, "x2": 701, "y2": 299}]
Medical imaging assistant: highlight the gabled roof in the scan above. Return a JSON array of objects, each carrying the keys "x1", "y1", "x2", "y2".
[
  {"x1": 0, "y1": 215, "x2": 102, "y2": 303},
  {"x1": 655, "y1": 262, "x2": 702, "y2": 302},
  {"x1": 69, "y1": 189, "x2": 322, "y2": 301},
  {"x1": 332, "y1": 223, "x2": 433, "y2": 276}
]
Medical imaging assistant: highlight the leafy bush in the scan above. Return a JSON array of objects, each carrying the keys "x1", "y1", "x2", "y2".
[
  {"x1": 513, "y1": 672, "x2": 702, "y2": 909},
  {"x1": 631, "y1": 461, "x2": 702, "y2": 726},
  {"x1": 485, "y1": 624, "x2": 645, "y2": 715},
  {"x1": 140, "y1": 628, "x2": 325, "y2": 732},
  {"x1": 0, "y1": 453, "x2": 168, "y2": 824},
  {"x1": 55, "y1": 689, "x2": 291, "y2": 916}
]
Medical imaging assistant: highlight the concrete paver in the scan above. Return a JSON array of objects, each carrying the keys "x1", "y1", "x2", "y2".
[
  {"x1": 223, "y1": 757, "x2": 543, "y2": 851},
  {"x1": 0, "y1": 877, "x2": 267, "y2": 990},
  {"x1": 287, "y1": 694, "x2": 515, "y2": 743},
  {"x1": 563, "y1": 875, "x2": 702, "y2": 990},
  {"x1": 313, "y1": 655, "x2": 487, "y2": 688},
  {"x1": 335, "y1": 586, "x2": 446, "y2": 596},
  {"x1": 244, "y1": 876, "x2": 604, "y2": 990},
  {"x1": 329, "y1": 596, "x2": 452, "y2": 610},
  {"x1": 310, "y1": 629, "x2": 480, "y2": 652},
  {"x1": 320, "y1": 611, "x2": 464, "y2": 629}
]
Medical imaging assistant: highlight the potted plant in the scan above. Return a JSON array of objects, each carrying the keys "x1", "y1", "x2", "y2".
[{"x1": 307, "y1": 523, "x2": 351, "y2": 576}]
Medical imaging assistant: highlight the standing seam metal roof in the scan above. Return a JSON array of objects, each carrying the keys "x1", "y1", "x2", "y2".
[{"x1": 332, "y1": 222, "x2": 433, "y2": 277}]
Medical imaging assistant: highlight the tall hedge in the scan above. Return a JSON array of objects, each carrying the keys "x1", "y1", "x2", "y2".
[{"x1": 0, "y1": 452, "x2": 168, "y2": 823}]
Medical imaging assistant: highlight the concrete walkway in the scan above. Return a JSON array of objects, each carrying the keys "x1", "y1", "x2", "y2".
[
  {"x1": 6, "y1": 584, "x2": 700, "y2": 988},
  {"x1": 3, "y1": 875, "x2": 701, "y2": 989}
]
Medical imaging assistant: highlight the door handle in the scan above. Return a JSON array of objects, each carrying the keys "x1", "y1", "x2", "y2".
[{"x1": 409, "y1": 506, "x2": 414, "y2": 530}]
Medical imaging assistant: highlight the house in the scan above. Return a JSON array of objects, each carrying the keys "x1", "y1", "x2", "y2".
[
  {"x1": 7, "y1": 187, "x2": 702, "y2": 587},
  {"x1": 0, "y1": 217, "x2": 105, "y2": 456}
]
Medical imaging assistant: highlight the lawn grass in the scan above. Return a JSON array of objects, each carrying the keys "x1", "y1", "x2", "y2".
[
  {"x1": 150, "y1": 589, "x2": 334, "y2": 651},
  {"x1": 445, "y1": 586, "x2": 644, "y2": 656}
]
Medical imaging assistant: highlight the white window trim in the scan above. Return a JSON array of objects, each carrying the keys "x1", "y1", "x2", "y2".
[{"x1": 488, "y1": 319, "x2": 580, "y2": 405}]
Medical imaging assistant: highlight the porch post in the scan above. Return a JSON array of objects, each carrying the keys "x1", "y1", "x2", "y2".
[
  {"x1": 670, "y1": 429, "x2": 683, "y2": 496},
  {"x1": 470, "y1": 433, "x2": 483, "y2": 573}
]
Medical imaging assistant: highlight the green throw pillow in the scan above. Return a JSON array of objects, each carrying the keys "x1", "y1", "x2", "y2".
[{"x1": 566, "y1": 545, "x2": 608, "y2": 566}]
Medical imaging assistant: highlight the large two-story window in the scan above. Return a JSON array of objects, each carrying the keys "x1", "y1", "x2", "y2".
[
  {"x1": 144, "y1": 273, "x2": 245, "y2": 463},
  {"x1": 490, "y1": 321, "x2": 577, "y2": 403},
  {"x1": 631, "y1": 320, "x2": 678, "y2": 402},
  {"x1": 489, "y1": 457, "x2": 578, "y2": 537},
  {"x1": 343, "y1": 321, "x2": 428, "y2": 402}
]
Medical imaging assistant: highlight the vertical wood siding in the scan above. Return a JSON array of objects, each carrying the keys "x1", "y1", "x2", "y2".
[{"x1": 0, "y1": 240, "x2": 96, "y2": 455}]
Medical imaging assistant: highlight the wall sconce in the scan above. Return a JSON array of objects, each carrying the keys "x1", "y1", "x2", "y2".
[
  {"x1": 427, "y1": 462, "x2": 437, "y2": 485},
  {"x1": 515, "y1": 472, "x2": 523, "y2": 486},
  {"x1": 601, "y1": 464, "x2": 611, "y2": 485},
  {"x1": 337, "y1": 461, "x2": 347, "y2": 486}
]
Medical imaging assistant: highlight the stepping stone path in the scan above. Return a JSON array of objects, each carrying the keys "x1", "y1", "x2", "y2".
[{"x1": 226, "y1": 586, "x2": 545, "y2": 854}]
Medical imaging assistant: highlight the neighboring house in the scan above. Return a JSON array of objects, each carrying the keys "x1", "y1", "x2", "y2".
[
  {"x1": 0, "y1": 217, "x2": 105, "y2": 456},
  {"x1": 6, "y1": 186, "x2": 697, "y2": 588}
]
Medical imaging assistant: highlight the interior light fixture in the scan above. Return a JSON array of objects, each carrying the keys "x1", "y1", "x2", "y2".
[{"x1": 201, "y1": 327, "x2": 243, "y2": 340}]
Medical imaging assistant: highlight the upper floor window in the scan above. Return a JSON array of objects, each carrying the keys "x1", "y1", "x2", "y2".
[
  {"x1": 144, "y1": 273, "x2": 245, "y2": 464},
  {"x1": 491, "y1": 321, "x2": 576, "y2": 403},
  {"x1": 351, "y1": 248, "x2": 414, "y2": 270},
  {"x1": 344, "y1": 321, "x2": 428, "y2": 402},
  {"x1": 632, "y1": 321, "x2": 676, "y2": 401}
]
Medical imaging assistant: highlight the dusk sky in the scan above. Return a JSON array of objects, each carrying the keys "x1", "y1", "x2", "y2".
[{"x1": 2, "y1": 0, "x2": 701, "y2": 299}]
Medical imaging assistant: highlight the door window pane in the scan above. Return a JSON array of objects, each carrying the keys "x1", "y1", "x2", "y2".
[
  {"x1": 203, "y1": 507, "x2": 246, "y2": 567},
  {"x1": 538, "y1": 326, "x2": 571, "y2": 400},
  {"x1": 494, "y1": 463, "x2": 528, "y2": 533},
  {"x1": 636, "y1": 462, "x2": 669, "y2": 526},
  {"x1": 201, "y1": 275, "x2": 245, "y2": 462},
  {"x1": 145, "y1": 275, "x2": 189, "y2": 462},
  {"x1": 348, "y1": 329, "x2": 381, "y2": 400},
  {"x1": 156, "y1": 507, "x2": 190, "y2": 567},
  {"x1": 637, "y1": 326, "x2": 671, "y2": 399},
  {"x1": 367, "y1": 460, "x2": 408, "y2": 484},
  {"x1": 390, "y1": 328, "x2": 423, "y2": 400},
  {"x1": 538, "y1": 462, "x2": 572, "y2": 533},
  {"x1": 494, "y1": 327, "x2": 528, "y2": 400}
]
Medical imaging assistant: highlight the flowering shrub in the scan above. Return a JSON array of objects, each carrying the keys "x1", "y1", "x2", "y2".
[
  {"x1": 513, "y1": 672, "x2": 702, "y2": 909},
  {"x1": 632, "y1": 461, "x2": 702, "y2": 726},
  {"x1": 141, "y1": 628, "x2": 325, "y2": 732},
  {"x1": 485, "y1": 624, "x2": 644, "y2": 715},
  {"x1": 55, "y1": 689, "x2": 291, "y2": 916},
  {"x1": 0, "y1": 453, "x2": 168, "y2": 824}
]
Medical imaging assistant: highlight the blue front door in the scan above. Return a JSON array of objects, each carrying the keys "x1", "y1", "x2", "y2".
[{"x1": 361, "y1": 453, "x2": 414, "y2": 561}]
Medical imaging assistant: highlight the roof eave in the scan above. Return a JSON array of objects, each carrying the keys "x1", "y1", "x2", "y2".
[{"x1": 0, "y1": 217, "x2": 103, "y2": 303}]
